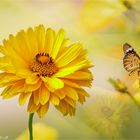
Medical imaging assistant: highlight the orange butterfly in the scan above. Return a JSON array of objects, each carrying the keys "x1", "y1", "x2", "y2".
[{"x1": 123, "y1": 43, "x2": 140, "y2": 76}]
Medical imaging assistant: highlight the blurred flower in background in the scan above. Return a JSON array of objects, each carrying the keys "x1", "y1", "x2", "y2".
[
  {"x1": 108, "y1": 78, "x2": 132, "y2": 102},
  {"x1": 80, "y1": 0, "x2": 126, "y2": 31},
  {"x1": 16, "y1": 123, "x2": 58, "y2": 140},
  {"x1": 109, "y1": 78, "x2": 140, "y2": 110},
  {"x1": 80, "y1": 0, "x2": 140, "y2": 32},
  {"x1": 82, "y1": 92, "x2": 130, "y2": 138},
  {"x1": 108, "y1": 78, "x2": 129, "y2": 93}
]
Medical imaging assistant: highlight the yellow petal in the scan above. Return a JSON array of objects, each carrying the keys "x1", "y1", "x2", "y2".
[
  {"x1": 64, "y1": 86, "x2": 79, "y2": 100},
  {"x1": 26, "y1": 74, "x2": 39, "y2": 84},
  {"x1": 35, "y1": 25, "x2": 46, "y2": 52},
  {"x1": 55, "y1": 43, "x2": 82, "y2": 67},
  {"x1": 51, "y1": 29, "x2": 65, "y2": 59},
  {"x1": 55, "y1": 100, "x2": 67, "y2": 115},
  {"x1": 27, "y1": 27, "x2": 38, "y2": 56},
  {"x1": 37, "y1": 103, "x2": 49, "y2": 118},
  {"x1": 41, "y1": 77, "x2": 64, "y2": 90},
  {"x1": 64, "y1": 97, "x2": 76, "y2": 108},
  {"x1": 0, "y1": 57, "x2": 11, "y2": 69},
  {"x1": 0, "y1": 73, "x2": 21, "y2": 87},
  {"x1": 1, "y1": 80, "x2": 25, "y2": 99},
  {"x1": 19, "y1": 92, "x2": 31, "y2": 105},
  {"x1": 12, "y1": 32, "x2": 32, "y2": 62},
  {"x1": 54, "y1": 89, "x2": 65, "y2": 99},
  {"x1": 50, "y1": 94, "x2": 60, "y2": 105},
  {"x1": 45, "y1": 28, "x2": 55, "y2": 55},
  {"x1": 33, "y1": 90, "x2": 40, "y2": 105},
  {"x1": 72, "y1": 79, "x2": 92, "y2": 87},
  {"x1": 55, "y1": 60, "x2": 90, "y2": 77},
  {"x1": 56, "y1": 38, "x2": 70, "y2": 59},
  {"x1": 76, "y1": 89, "x2": 90, "y2": 97},
  {"x1": 27, "y1": 96, "x2": 40, "y2": 113},
  {"x1": 62, "y1": 79, "x2": 81, "y2": 88},
  {"x1": 39, "y1": 84, "x2": 50, "y2": 105},
  {"x1": 24, "y1": 80, "x2": 42, "y2": 92},
  {"x1": 65, "y1": 71, "x2": 92, "y2": 80}
]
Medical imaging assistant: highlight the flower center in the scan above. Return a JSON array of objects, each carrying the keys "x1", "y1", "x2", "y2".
[{"x1": 30, "y1": 53, "x2": 58, "y2": 77}]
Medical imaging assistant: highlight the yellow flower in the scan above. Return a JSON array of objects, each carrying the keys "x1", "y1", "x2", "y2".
[
  {"x1": 80, "y1": 0, "x2": 127, "y2": 31},
  {"x1": 108, "y1": 78, "x2": 134, "y2": 102},
  {"x1": 108, "y1": 78, "x2": 129, "y2": 94},
  {"x1": 16, "y1": 123, "x2": 58, "y2": 140},
  {"x1": 0, "y1": 25, "x2": 93, "y2": 117},
  {"x1": 84, "y1": 93, "x2": 130, "y2": 138}
]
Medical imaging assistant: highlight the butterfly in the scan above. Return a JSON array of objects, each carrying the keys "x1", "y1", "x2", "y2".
[{"x1": 123, "y1": 43, "x2": 140, "y2": 76}]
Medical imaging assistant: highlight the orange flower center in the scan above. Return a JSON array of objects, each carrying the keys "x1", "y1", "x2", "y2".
[{"x1": 30, "y1": 53, "x2": 58, "y2": 77}]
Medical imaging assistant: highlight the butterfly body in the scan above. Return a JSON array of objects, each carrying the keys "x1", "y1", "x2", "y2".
[{"x1": 123, "y1": 43, "x2": 140, "y2": 76}]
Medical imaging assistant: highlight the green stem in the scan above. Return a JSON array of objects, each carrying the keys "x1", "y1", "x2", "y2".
[
  {"x1": 28, "y1": 113, "x2": 34, "y2": 140},
  {"x1": 127, "y1": 92, "x2": 140, "y2": 109}
]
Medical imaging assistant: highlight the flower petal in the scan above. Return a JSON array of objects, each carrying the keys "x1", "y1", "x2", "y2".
[
  {"x1": 26, "y1": 27, "x2": 38, "y2": 56},
  {"x1": 37, "y1": 103, "x2": 49, "y2": 118},
  {"x1": 51, "y1": 29, "x2": 65, "y2": 59},
  {"x1": 55, "y1": 60, "x2": 91, "y2": 77},
  {"x1": 35, "y1": 25, "x2": 46, "y2": 52},
  {"x1": 54, "y1": 89, "x2": 66, "y2": 99},
  {"x1": 41, "y1": 77, "x2": 64, "y2": 90},
  {"x1": 0, "y1": 57, "x2": 11, "y2": 70},
  {"x1": 64, "y1": 86, "x2": 79, "y2": 100},
  {"x1": 27, "y1": 95, "x2": 40, "y2": 113},
  {"x1": 19, "y1": 92, "x2": 31, "y2": 105},
  {"x1": 39, "y1": 84, "x2": 50, "y2": 105},
  {"x1": 76, "y1": 89, "x2": 90, "y2": 97},
  {"x1": 1, "y1": 80, "x2": 25, "y2": 99},
  {"x1": 50, "y1": 94, "x2": 60, "y2": 105},
  {"x1": 0, "y1": 73, "x2": 21, "y2": 87},
  {"x1": 62, "y1": 79, "x2": 81, "y2": 88},
  {"x1": 45, "y1": 28, "x2": 55, "y2": 55},
  {"x1": 33, "y1": 90, "x2": 40, "y2": 105},
  {"x1": 64, "y1": 97, "x2": 76, "y2": 108},
  {"x1": 55, "y1": 43, "x2": 82, "y2": 67},
  {"x1": 26, "y1": 74, "x2": 39, "y2": 84},
  {"x1": 24, "y1": 80, "x2": 42, "y2": 92},
  {"x1": 65, "y1": 71, "x2": 93, "y2": 80}
]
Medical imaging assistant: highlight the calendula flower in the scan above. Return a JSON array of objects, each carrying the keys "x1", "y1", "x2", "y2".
[
  {"x1": 84, "y1": 93, "x2": 130, "y2": 138},
  {"x1": 16, "y1": 123, "x2": 58, "y2": 140},
  {"x1": 0, "y1": 25, "x2": 93, "y2": 118}
]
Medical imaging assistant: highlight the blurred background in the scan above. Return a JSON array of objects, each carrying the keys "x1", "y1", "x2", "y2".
[{"x1": 1, "y1": 0, "x2": 140, "y2": 139}]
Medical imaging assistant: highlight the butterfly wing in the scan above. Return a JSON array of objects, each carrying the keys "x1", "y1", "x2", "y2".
[{"x1": 123, "y1": 43, "x2": 140, "y2": 75}]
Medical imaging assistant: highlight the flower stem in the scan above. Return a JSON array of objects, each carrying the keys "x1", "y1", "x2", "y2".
[{"x1": 28, "y1": 113, "x2": 34, "y2": 140}]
